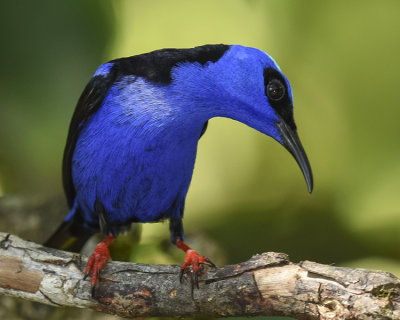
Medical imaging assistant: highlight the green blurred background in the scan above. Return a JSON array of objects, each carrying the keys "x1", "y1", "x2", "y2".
[{"x1": 1, "y1": 0, "x2": 400, "y2": 319}]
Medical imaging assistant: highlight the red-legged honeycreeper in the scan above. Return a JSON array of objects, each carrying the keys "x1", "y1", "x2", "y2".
[{"x1": 45, "y1": 44, "x2": 313, "y2": 288}]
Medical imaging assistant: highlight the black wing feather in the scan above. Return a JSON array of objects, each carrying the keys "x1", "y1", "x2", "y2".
[{"x1": 63, "y1": 69, "x2": 118, "y2": 208}]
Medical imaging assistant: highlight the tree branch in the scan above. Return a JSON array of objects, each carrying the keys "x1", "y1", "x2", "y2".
[{"x1": 0, "y1": 232, "x2": 399, "y2": 319}]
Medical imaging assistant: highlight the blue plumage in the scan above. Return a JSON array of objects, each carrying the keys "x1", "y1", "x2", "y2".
[
  {"x1": 45, "y1": 44, "x2": 313, "y2": 285},
  {"x1": 72, "y1": 75, "x2": 201, "y2": 227}
]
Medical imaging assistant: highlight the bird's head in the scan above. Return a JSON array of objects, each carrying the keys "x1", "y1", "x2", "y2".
[{"x1": 170, "y1": 45, "x2": 313, "y2": 192}]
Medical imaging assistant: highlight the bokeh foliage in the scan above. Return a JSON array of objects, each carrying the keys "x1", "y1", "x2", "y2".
[{"x1": 1, "y1": 1, "x2": 400, "y2": 319}]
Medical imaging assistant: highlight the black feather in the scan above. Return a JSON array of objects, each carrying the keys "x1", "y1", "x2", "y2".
[
  {"x1": 113, "y1": 44, "x2": 230, "y2": 85},
  {"x1": 44, "y1": 208, "x2": 92, "y2": 252}
]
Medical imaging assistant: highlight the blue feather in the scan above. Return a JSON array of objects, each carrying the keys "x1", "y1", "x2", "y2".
[{"x1": 46, "y1": 44, "x2": 312, "y2": 254}]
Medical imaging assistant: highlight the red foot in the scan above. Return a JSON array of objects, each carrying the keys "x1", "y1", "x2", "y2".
[
  {"x1": 85, "y1": 234, "x2": 114, "y2": 287},
  {"x1": 176, "y1": 239, "x2": 215, "y2": 287}
]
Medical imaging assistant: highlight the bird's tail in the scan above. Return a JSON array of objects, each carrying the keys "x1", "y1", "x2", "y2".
[{"x1": 44, "y1": 210, "x2": 93, "y2": 253}]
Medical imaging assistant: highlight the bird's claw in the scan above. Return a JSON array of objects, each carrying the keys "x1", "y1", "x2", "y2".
[
  {"x1": 179, "y1": 268, "x2": 184, "y2": 283},
  {"x1": 85, "y1": 241, "x2": 111, "y2": 290},
  {"x1": 179, "y1": 249, "x2": 215, "y2": 288},
  {"x1": 205, "y1": 257, "x2": 216, "y2": 267}
]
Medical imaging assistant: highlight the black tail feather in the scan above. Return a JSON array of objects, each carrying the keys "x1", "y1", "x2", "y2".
[{"x1": 44, "y1": 210, "x2": 94, "y2": 253}]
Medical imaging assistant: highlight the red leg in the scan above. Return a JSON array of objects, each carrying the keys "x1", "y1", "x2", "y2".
[
  {"x1": 176, "y1": 239, "x2": 215, "y2": 287},
  {"x1": 85, "y1": 234, "x2": 114, "y2": 287}
]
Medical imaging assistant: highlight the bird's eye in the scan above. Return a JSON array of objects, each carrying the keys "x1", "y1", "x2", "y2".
[{"x1": 266, "y1": 79, "x2": 285, "y2": 101}]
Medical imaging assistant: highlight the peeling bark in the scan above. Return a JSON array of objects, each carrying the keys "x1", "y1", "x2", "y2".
[{"x1": 0, "y1": 232, "x2": 399, "y2": 319}]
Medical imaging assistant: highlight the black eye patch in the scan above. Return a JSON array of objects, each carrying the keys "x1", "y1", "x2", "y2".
[{"x1": 263, "y1": 67, "x2": 296, "y2": 130}]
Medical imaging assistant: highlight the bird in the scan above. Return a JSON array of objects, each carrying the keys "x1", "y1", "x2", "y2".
[{"x1": 45, "y1": 44, "x2": 313, "y2": 288}]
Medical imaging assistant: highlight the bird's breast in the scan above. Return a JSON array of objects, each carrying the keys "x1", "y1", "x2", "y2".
[{"x1": 72, "y1": 99, "x2": 202, "y2": 227}]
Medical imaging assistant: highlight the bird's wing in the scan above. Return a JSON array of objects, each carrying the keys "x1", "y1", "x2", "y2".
[{"x1": 63, "y1": 68, "x2": 118, "y2": 208}]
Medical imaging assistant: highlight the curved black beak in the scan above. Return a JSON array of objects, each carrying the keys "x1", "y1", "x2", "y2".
[{"x1": 276, "y1": 118, "x2": 313, "y2": 193}]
